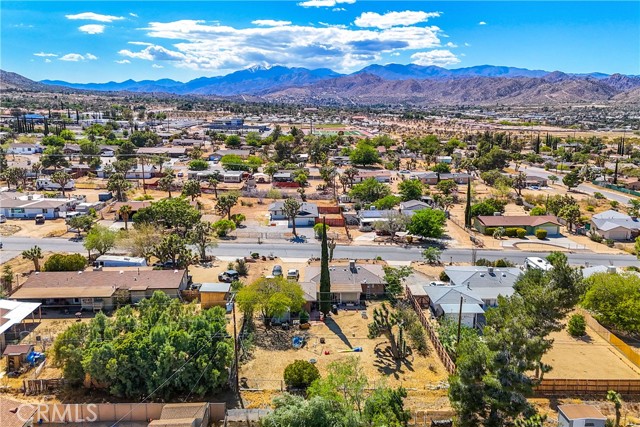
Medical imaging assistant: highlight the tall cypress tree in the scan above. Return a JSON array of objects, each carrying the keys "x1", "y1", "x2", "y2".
[
  {"x1": 464, "y1": 180, "x2": 472, "y2": 228},
  {"x1": 319, "y1": 217, "x2": 331, "y2": 316},
  {"x1": 613, "y1": 159, "x2": 619, "y2": 185}
]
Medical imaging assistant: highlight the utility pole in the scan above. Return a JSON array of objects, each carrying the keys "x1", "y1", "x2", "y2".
[{"x1": 456, "y1": 295, "x2": 463, "y2": 346}]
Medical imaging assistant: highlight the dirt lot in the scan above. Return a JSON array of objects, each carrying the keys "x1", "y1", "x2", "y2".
[
  {"x1": 2, "y1": 218, "x2": 70, "y2": 238},
  {"x1": 238, "y1": 301, "x2": 450, "y2": 411},
  {"x1": 542, "y1": 325, "x2": 640, "y2": 379}
]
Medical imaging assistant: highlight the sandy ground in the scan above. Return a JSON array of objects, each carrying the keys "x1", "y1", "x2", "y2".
[
  {"x1": 238, "y1": 301, "x2": 449, "y2": 398},
  {"x1": 542, "y1": 325, "x2": 640, "y2": 379},
  {"x1": 1, "y1": 218, "x2": 70, "y2": 238}
]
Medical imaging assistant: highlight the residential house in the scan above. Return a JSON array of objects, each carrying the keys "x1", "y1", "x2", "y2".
[
  {"x1": 99, "y1": 145, "x2": 117, "y2": 157},
  {"x1": 125, "y1": 165, "x2": 158, "y2": 179},
  {"x1": 474, "y1": 215, "x2": 561, "y2": 236},
  {"x1": 303, "y1": 260, "x2": 386, "y2": 305},
  {"x1": 329, "y1": 155, "x2": 351, "y2": 166},
  {"x1": 436, "y1": 155, "x2": 452, "y2": 164},
  {"x1": 199, "y1": 283, "x2": 231, "y2": 309},
  {"x1": 6, "y1": 143, "x2": 42, "y2": 155},
  {"x1": 523, "y1": 174, "x2": 548, "y2": 187},
  {"x1": 136, "y1": 147, "x2": 187, "y2": 158},
  {"x1": 0, "y1": 300, "x2": 41, "y2": 353},
  {"x1": 223, "y1": 170, "x2": 244, "y2": 183},
  {"x1": 268, "y1": 201, "x2": 319, "y2": 226},
  {"x1": 273, "y1": 172, "x2": 294, "y2": 183},
  {"x1": 625, "y1": 180, "x2": 640, "y2": 191},
  {"x1": 111, "y1": 201, "x2": 154, "y2": 220},
  {"x1": 412, "y1": 172, "x2": 472, "y2": 185},
  {"x1": 445, "y1": 266, "x2": 521, "y2": 308},
  {"x1": 557, "y1": 404, "x2": 606, "y2": 427},
  {"x1": 358, "y1": 208, "x2": 398, "y2": 231},
  {"x1": 408, "y1": 284, "x2": 484, "y2": 327},
  {"x1": 591, "y1": 209, "x2": 640, "y2": 240},
  {"x1": 399, "y1": 200, "x2": 430, "y2": 215},
  {"x1": 0, "y1": 194, "x2": 76, "y2": 219},
  {"x1": 173, "y1": 138, "x2": 204, "y2": 147},
  {"x1": 354, "y1": 170, "x2": 391, "y2": 183},
  {"x1": 11, "y1": 270, "x2": 189, "y2": 311}
]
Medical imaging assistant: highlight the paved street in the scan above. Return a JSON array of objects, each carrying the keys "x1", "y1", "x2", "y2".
[{"x1": 2, "y1": 236, "x2": 639, "y2": 267}]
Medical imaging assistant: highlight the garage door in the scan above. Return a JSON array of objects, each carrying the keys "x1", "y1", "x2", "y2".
[
  {"x1": 607, "y1": 229, "x2": 629, "y2": 240},
  {"x1": 538, "y1": 225, "x2": 559, "y2": 236}
]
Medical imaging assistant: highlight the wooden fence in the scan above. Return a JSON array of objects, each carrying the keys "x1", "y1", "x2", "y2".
[
  {"x1": 23, "y1": 378, "x2": 66, "y2": 394},
  {"x1": 406, "y1": 287, "x2": 456, "y2": 374},
  {"x1": 534, "y1": 378, "x2": 640, "y2": 396},
  {"x1": 577, "y1": 308, "x2": 640, "y2": 369}
]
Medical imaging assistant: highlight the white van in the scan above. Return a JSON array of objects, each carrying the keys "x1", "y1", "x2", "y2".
[{"x1": 36, "y1": 178, "x2": 75, "y2": 191}]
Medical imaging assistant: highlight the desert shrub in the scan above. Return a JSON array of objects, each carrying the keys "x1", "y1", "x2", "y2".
[
  {"x1": 586, "y1": 205, "x2": 595, "y2": 212},
  {"x1": 439, "y1": 271, "x2": 449, "y2": 282},
  {"x1": 235, "y1": 258, "x2": 249, "y2": 276},
  {"x1": 494, "y1": 258, "x2": 515, "y2": 268},
  {"x1": 299, "y1": 311, "x2": 310, "y2": 323},
  {"x1": 514, "y1": 197, "x2": 523, "y2": 206},
  {"x1": 589, "y1": 231, "x2": 604, "y2": 243},
  {"x1": 283, "y1": 360, "x2": 320, "y2": 389},
  {"x1": 516, "y1": 228, "x2": 527, "y2": 238},
  {"x1": 594, "y1": 192, "x2": 605, "y2": 199},
  {"x1": 44, "y1": 253, "x2": 87, "y2": 272},
  {"x1": 606, "y1": 239, "x2": 615, "y2": 247},
  {"x1": 530, "y1": 206, "x2": 546, "y2": 216},
  {"x1": 474, "y1": 258, "x2": 493, "y2": 267},
  {"x1": 266, "y1": 189, "x2": 282, "y2": 200},
  {"x1": 313, "y1": 223, "x2": 330, "y2": 238},
  {"x1": 567, "y1": 314, "x2": 586, "y2": 337},
  {"x1": 505, "y1": 227, "x2": 519, "y2": 238},
  {"x1": 535, "y1": 229, "x2": 547, "y2": 240}
]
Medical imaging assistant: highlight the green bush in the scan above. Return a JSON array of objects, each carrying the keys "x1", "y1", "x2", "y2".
[
  {"x1": 516, "y1": 228, "x2": 527, "y2": 238},
  {"x1": 439, "y1": 271, "x2": 449, "y2": 282},
  {"x1": 235, "y1": 258, "x2": 249, "y2": 276},
  {"x1": 593, "y1": 192, "x2": 605, "y2": 200},
  {"x1": 606, "y1": 239, "x2": 615, "y2": 247},
  {"x1": 484, "y1": 227, "x2": 496, "y2": 236},
  {"x1": 586, "y1": 205, "x2": 595, "y2": 212},
  {"x1": 283, "y1": 360, "x2": 320, "y2": 389},
  {"x1": 535, "y1": 229, "x2": 548, "y2": 240},
  {"x1": 589, "y1": 231, "x2": 604, "y2": 243},
  {"x1": 505, "y1": 227, "x2": 519, "y2": 238},
  {"x1": 299, "y1": 311, "x2": 310, "y2": 324},
  {"x1": 567, "y1": 314, "x2": 586, "y2": 337},
  {"x1": 44, "y1": 253, "x2": 88, "y2": 272},
  {"x1": 313, "y1": 223, "x2": 330, "y2": 238},
  {"x1": 474, "y1": 258, "x2": 493, "y2": 267}
]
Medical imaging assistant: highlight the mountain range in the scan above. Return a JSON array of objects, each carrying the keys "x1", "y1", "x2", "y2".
[{"x1": 3, "y1": 63, "x2": 640, "y2": 105}]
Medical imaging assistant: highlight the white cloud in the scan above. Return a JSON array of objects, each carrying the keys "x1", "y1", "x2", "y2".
[
  {"x1": 130, "y1": 19, "x2": 443, "y2": 73},
  {"x1": 65, "y1": 12, "x2": 125, "y2": 22},
  {"x1": 78, "y1": 24, "x2": 105, "y2": 34},
  {"x1": 318, "y1": 22, "x2": 347, "y2": 29},
  {"x1": 45, "y1": 59, "x2": 52, "y2": 63},
  {"x1": 115, "y1": 59, "x2": 131, "y2": 64},
  {"x1": 464, "y1": 42, "x2": 471, "y2": 47},
  {"x1": 390, "y1": 52, "x2": 400, "y2": 57},
  {"x1": 298, "y1": 0, "x2": 355, "y2": 8},
  {"x1": 152, "y1": 64, "x2": 164, "y2": 69},
  {"x1": 355, "y1": 11, "x2": 441, "y2": 29},
  {"x1": 332, "y1": 7, "x2": 346, "y2": 12},
  {"x1": 446, "y1": 42, "x2": 458, "y2": 48},
  {"x1": 479, "y1": 21, "x2": 487, "y2": 25},
  {"x1": 251, "y1": 19, "x2": 292, "y2": 27},
  {"x1": 128, "y1": 41, "x2": 153, "y2": 46},
  {"x1": 34, "y1": 52, "x2": 57, "y2": 57},
  {"x1": 411, "y1": 49, "x2": 460, "y2": 66},
  {"x1": 59, "y1": 53, "x2": 98, "y2": 62},
  {"x1": 129, "y1": 13, "x2": 138, "y2": 17}
]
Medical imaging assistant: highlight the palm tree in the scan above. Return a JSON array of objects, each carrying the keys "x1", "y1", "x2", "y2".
[
  {"x1": 22, "y1": 246, "x2": 43, "y2": 271},
  {"x1": 606, "y1": 390, "x2": 622, "y2": 427},
  {"x1": 118, "y1": 204, "x2": 132, "y2": 230}
]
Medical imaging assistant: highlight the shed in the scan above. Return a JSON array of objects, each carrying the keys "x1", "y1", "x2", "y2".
[
  {"x1": 558, "y1": 404, "x2": 606, "y2": 427},
  {"x1": 3, "y1": 344, "x2": 34, "y2": 372},
  {"x1": 200, "y1": 283, "x2": 231, "y2": 308}
]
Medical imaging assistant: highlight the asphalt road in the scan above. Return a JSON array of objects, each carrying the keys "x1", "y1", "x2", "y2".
[{"x1": 2, "y1": 236, "x2": 639, "y2": 267}]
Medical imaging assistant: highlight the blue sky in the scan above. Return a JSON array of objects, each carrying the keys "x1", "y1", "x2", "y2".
[{"x1": 2, "y1": 1, "x2": 638, "y2": 83}]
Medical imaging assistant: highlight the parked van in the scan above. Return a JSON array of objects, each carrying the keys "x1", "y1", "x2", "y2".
[{"x1": 36, "y1": 178, "x2": 75, "y2": 191}]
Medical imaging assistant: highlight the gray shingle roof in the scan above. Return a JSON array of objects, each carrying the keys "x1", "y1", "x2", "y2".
[{"x1": 445, "y1": 266, "x2": 521, "y2": 289}]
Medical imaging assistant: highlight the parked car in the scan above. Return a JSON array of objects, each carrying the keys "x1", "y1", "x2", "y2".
[
  {"x1": 34, "y1": 214, "x2": 45, "y2": 225},
  {"x1": 286, "y1": 269, "x2": 300, "y2": 281},
  {"x1": 152, "y1": 261, "x2": 177, "y2": 269},
  {"x1": 272, "y1": 265, "x2": 283, "y2": 277},
  {"x1": 218, "y1": 270, "x2": 239, "y2": 282},
  {"x1": 0, "y1": 214, "x2": 6, "y2": 223}
]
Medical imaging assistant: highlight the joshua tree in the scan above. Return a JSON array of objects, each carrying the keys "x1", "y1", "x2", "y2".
[
  {"x1": 368, "y1": 303, "x2": 407, "y2": 360},
  {"x1": 606, "y1": 390, "x2": 622, "y2": 427},
  {"x1": 282, "y1": 198, "x2": 302, "y2": 237},
  {"x1": 22, "y1": 245, "x2": 44, "y2": 272}
]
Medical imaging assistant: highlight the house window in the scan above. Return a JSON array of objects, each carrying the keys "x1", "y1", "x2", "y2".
[
  {"x1": 42, "y1": 209, "x2": 48, "y2": 214},
  {"x1": 11, "y1": 208, "x2": 24, "y2": 214}
]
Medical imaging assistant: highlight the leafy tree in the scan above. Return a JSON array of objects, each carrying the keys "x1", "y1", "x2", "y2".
[
  {"x1": 22, "y1": 246, "x2": 43, "y2": 271},
  {"x1": 382, "y1": 266, "x2": 413, "y2": 303},
  {"x1": 188, "y1": 159, "x2": 209, "y2": 171},
  {"x1": 44, "y1": 253, "x2": 87, "y2": 272},
  {"x1": 158, "y1": 173, "x2": 175, "y2": 198},
  {"x1": 84, "y1": 225, "x2": 117, "y2": 257},
  {"x1": 582, "y1": 272, "x2": 640, "y2": 334},
  {"x1": 349, "y1": 178, "x2": 391, "y2": 203},
  {"x1": 133, "y1": 197, "x2": 201, "y2": 235},
  {"x1": 474, "y1": 147, "x2": 509, "y2": 171},
  {"x1": 116, "y1": 223, "x2": 163, "y2": 261},
  {"x1": 284, "y1": 360, "x2": 320, "y2": 390},
  {"x1": 42, "y1": 135, "x2": 66, "y2": 147},
  {"x1": 349, "y1": 142, "x2": 380, "y2": 166},
  {"x1": 628, "y1": 199, "x2": 640, "y2": 218},
  {"x1": 480, "y1": 170, "x2": 503, "y2": 186},
  {"x1": 225, "y1": 134, "x2": 241, "y2": 147},
  {"x1": 118, "y1": 204, "x2": 132, "y2": 230},
  {"x1": 470, "y1": 198, "x2": 506, "y2": 217},
  {"x1": 215, "y1": 193, "x2": 239, "y2": 220},
  {"x1": 212, "y1": 219, "x2": 236, "y2": 237},
  {"x1": 116, "y1": 140, "x2": 137, "y2": 161},
  {"x1": 51, "y1": 292, "x2": 232, "y2": 398},
  {"x1": 79, "y1": 139, "x2": 102, "y2": 169},
  {"x1": 363, "y1": 386, "x2": 410, "y2": 427},
  {"x1": 530, "y1": 206, "x2": 546, "y2": 216},
  {"x1": 407, "y1": 209, "x2": 446, "y2": 239},
  {"x1": 230, "y1": 213, "x2": 246, "y2": 226},
  {"x1": 66, "y1": 214, "x2": 94, "y2": 237},
  {"x1": 153, "y1": 234, "x2": 193, "y2": 268},
  {"x1": 374, "y1": 212, "x2": 410, "y2": 240},
  {"x1": 422, "y1": 247, "x2": 442, "y2": 264},
  {"x1": 129, "y1": 130, "x2": 160, "y2": 147},
  {"x1": 282, "y1": 198, "x2": 302, "y2": 237},
  {"x1": 318, "y1": 220, "x2": 332, "y2": 316},
  {"x1": 374, "y1": 195, "x2": 401, "y2": 210},
  {"x1": 432, "y1": 162, "x2": 451, "y2": 173},
  {"x1": 188, "y1": 221, "x2": 217, "y2": 260},
  {"x1": 308, "y1": 357, "x2": 368, "y2": 416},
  {"x1": 237, "y1": 276, "x2": 305, "y2": 322},
  {"x1": 636, "y1": 236, "x2": 640, "y2": 259},
  {"x1": 181, "y1": 179, "x2": 202, "y2": 201},
  {"x1": 107, "y1": 172, "x2": 131, "y2": 202},
  {"x1": 59, "y1": 129, "x2": 75, "y2": 141},
  {"x1": 398, "y1": 179, "x2": 422, "y2": 201},
  {"x1": 263, "y1": 162, "x2": 279, "y2": 181},
  {"x1": 562, "y1": 170, "x2": 582, "y2": 191},
  {"x1": 262, "y1": 394, "x2": 356, "y2": 427},
  {"x1": 436, "y1": 179, "x2": 457, "y2": 195},
  {"x1": 41, "y1": 146, "x2": 70, "y2": 170},
  {"x1": 559, "y1": 204, "x2": 581, "y2": 232},
  {"x1": 546, "y1": 195, "x2": 577, "y2": 216}
]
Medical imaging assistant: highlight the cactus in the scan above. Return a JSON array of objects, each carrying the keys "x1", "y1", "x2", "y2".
[{"x1": 368, "y1": 303, "x2": 408, "y2": 360}]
